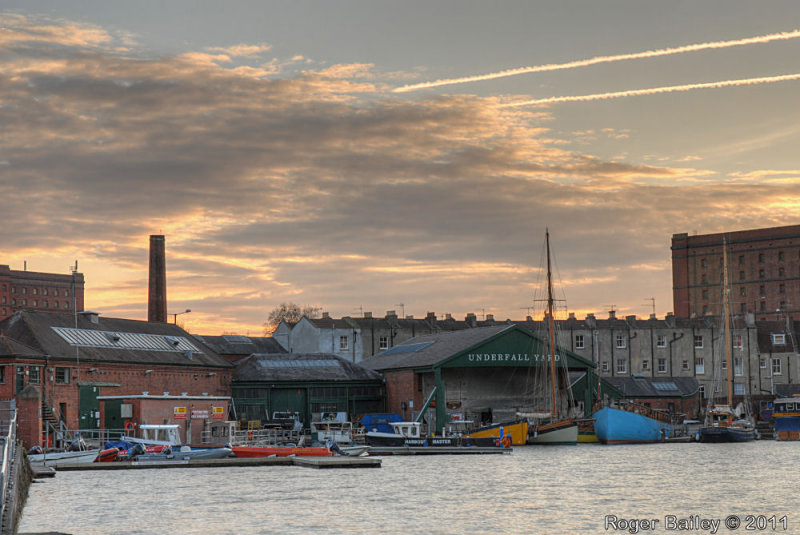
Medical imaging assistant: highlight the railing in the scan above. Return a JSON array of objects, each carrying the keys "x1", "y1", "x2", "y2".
[{"x1": 0, "y1": 400, "x2": 18, "y2": 532}]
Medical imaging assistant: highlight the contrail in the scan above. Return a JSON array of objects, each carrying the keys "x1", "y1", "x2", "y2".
[
  {"x1": 499, "y1": 72, "x2": 800, "y2": 107},
  {"x1": 394, "y1": 29, "x2": 800, "y2": 93}
]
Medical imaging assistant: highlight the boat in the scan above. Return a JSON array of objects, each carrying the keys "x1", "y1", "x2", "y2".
[
  {"x1": 27, "y1": 449, "x2": 99, "y2": 466},
  {"x1": 773, "y1": 396, "x2": 800, "y2": 441},
  {"x1": 593, "y1": 405, "x2": 672, "y2": 444},
  {"x1": 121, "y1": 424, "x2": 182, "y2": 447},
  {"x1": 365, "y1": 421, "x2": 506, "y2": 449},
  {"x1": 338, "y1": 445, "x2": 371, "y2": 456},
  {"x1": 526, "y1": 229, "x2": 578, "y2": 445},
  {"x1": 95, "y1": 447, "x2": 120, "y2": 462},
  {"x1": 698, "y1": 238, "x2": 756, "y2": 443},
  {"x1": 464, "y1": 419, "x2": 529, "y2": 446},
  {"x1": 232, "y1": 445, "x2": 332, "y2": 457},
  {"x1": 576, "y1": 418, "x2": 599, "y2": 443}
]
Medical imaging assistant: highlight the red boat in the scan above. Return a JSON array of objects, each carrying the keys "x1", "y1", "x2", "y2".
[
  {"x1": 94, "y1": 447, "x2": 120, "y2": 462},
  {"x1": 232, "y1": 446, "x2": 331, "y2": 458}
]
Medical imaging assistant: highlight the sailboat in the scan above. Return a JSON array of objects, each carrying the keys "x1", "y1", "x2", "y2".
[
  {"x1": 698, "y1": 238, "x2": 756, "y2": 443},
  {"x1": 526, "y1": 229, "x2": 578, "y2": 445}
]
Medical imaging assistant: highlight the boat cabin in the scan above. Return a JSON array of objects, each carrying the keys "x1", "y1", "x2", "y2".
[
  {"x1": 311, "y1": 421, "x2": 354, "y2": 443},
  {"x1": 390, "y1": 422, "x2": 422, "y2": 438},
  {"x1": 124, "y1": 424, "x2": 182, "y2": 446}
]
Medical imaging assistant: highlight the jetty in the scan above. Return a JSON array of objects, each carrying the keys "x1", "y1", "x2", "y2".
[{"x1": 43, "y1": 455, "x2": 380, "y2": 471}]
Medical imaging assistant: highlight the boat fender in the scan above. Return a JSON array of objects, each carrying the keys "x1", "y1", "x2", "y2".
[{"x1": 501, "y1": 435, "x2": 512, "y2": 448}]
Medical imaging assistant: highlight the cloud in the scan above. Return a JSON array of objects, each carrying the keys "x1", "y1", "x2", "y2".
[
  {"x1": 3, "y1": 13, "x2": 800, "y2": 333},
  {"x1": 205, "y1": 43, "x2": 271, "y2": 57}
]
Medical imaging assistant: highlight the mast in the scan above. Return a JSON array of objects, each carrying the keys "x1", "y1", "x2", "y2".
[
  {"x1": 546, "y1": 229, "x2": 558, "y2": 419},
  {"x1": 723, "y1": 238, "x2": 733, "y2": 407}
]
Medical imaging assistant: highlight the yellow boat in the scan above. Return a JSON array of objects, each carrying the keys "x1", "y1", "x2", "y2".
[
  {"x1": 466, "y1": 419, "x2": 529, "y2": 446},
  {"x1": 576, "y1": 418, "x2": 599, "y2": 443}
]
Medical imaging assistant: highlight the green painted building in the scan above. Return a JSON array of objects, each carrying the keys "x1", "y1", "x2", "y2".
[{"x1": 362, "y1": 324, "x2": 617, "y2": 431}]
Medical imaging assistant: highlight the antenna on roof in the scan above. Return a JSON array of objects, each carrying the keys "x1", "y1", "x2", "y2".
[
  {"x1": 395, "y1": 303, "x2": 405, "y2": 318},
  {"x1": 643, "y1": 297, "x2": 655, "y2": 316}
]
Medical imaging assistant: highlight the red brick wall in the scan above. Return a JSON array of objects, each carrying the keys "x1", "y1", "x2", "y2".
[
  {"x1": 384, "y1": 369, "x2": 425, "y2": 420},
  {"x1": 0, "y1": 265, "x2": 85, "y2": 321},
  {"x1": 17, "y1": 385, "x2": 42, "y2": 449}
]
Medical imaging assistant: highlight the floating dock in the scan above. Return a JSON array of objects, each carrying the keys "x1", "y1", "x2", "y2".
[{"x1": 37, "y1": 455, "x2": 381, "y2": 472}]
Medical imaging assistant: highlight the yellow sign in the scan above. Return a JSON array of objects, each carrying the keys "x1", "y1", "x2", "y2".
[{"x1": 174, "y1": 406, "x2": 187, "y2": 420}]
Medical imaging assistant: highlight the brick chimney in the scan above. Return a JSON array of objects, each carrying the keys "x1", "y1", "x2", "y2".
[{"x1": 148, "y1": 235, "x2": 167, "y2": 323}]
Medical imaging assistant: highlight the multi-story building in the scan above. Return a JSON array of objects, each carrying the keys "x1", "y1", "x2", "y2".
[
  {"x1": 0, "y1": 264, "x2": 85, "y2": 321},
  {"x1": 672, "y1": 224, "x2": 800, "y2": 321}
]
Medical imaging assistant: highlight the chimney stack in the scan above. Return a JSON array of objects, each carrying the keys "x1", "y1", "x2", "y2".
[{"x1": 148, "y1": 235, "x2": 167, "y2": 323}]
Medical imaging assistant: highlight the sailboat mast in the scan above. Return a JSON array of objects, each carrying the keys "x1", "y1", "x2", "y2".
[
  {"x1": 546, "y1": 229, "x2": 558, "y2": 419},
  {"x1": 723, "y1": 238, "x2": 733, "y2": 407}
]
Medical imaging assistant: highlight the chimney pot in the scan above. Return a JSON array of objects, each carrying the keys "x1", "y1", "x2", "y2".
[
  {"x1": 364, "y1": 311, "x2": 372, "y2": 318},
  {"x1": 321, "y1": 311, "x2": 330, "y2": 319}
]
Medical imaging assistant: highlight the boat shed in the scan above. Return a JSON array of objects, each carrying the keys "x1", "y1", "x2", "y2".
[
  {"x1": 601, "y1": 375, "x2": 702, "y2": 419},
  {"x1": 360, "y1": 324, "x2": 605, "y2": 433},
  {"x1": 232, "y1": 353, "x2": 385, "y2": 429}
]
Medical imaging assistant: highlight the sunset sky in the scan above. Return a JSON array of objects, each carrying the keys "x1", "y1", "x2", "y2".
[{"x1": 3, "y1": 2, "x2": 800, "y2": 335}]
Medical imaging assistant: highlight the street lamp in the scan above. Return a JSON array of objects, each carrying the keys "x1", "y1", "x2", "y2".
[{"x1": 171, "y1": 309, "x2": 191, "y2": 324}]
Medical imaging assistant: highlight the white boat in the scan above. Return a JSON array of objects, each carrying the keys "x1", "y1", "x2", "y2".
[
  {"x1": 311, "y1": 420, "x2": 356, "y2": 443},
  {"x1": 338, "y1": 445, "x2": 371, "y2": 456},
  {"x1": 28, "y1": 449, "x2": 99, "y2": 466},
  {"x1": 122, "y1": 424, "x2": 182, "y2": 447},
  {"x1": 132, "y1": 445, "x2": 233, "y2": 461}
]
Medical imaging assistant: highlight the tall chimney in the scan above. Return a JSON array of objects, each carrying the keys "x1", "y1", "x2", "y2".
[{"x1": 148, "y1": 235, "x2": 167, "y2": 322}]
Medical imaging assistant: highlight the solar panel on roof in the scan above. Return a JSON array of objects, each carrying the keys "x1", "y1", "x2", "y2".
[
  {"x1": 51, "y1": 327, "x2": 203, "y2": 354},
  {"x1": 652, "y1": 382, "x2": 679, "y2": 392},
  {"x1": 257, "y1": 359, "x2": 336, "y2": 368},
  {"x1": 381, "y1": 341, "x2": 435, "y2": 355}
]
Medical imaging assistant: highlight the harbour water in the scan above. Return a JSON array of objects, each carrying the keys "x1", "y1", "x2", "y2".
[{"x1": 19, "y1": 442, "x2": 799, "y2": 534}]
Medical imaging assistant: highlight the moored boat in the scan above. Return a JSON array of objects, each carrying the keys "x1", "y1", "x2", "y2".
[
  {"x1": 773, "y1": 396, "x2": 800, "y2": 441},
  {"x1": 464, "y1": 419, "x2": 529, "y2": 446},
  {"x1": 593, "y1": 406, "x2": 671, "y2": 444},
  {"x1": 232, "y1": 445, "x2": 332, "y2": 457},
  {"x1": 365, "y1": 421, "x2": 506, "y2": 449},
  {"x1": 576, "y1": 418, "x2": 598, "y2": 443},
  {"x1": 28, "y1": 449, "x2": 99, "y2": 466},
  {"x1": 527, "y1": 417, "x2": 578, "y2": 445}
]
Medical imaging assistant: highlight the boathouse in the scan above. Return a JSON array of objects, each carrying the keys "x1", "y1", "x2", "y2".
[
  {"x1": 361, "y1": 324, "x2": 610, "y2": 433},
  {"x1": 232, "y1": 353, "x2": 385, "y2": 429}
]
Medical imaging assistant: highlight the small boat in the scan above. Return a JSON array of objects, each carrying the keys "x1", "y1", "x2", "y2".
[
  {"x1": 365, "y1": 421, "x2": 505, "y2": 449},
  {"x1": 95, "y1": 447, "x2": 120, "y2": 462},
  {"x1": 338, "y1": 445, "x2": 371, "y2": 456},
  {"x1": 528, "y1": 416, "x2": 578, "y2": 445},
  {"x1": 121, "y1": 424, "x2": 182, "y2": 447},
  {"x1": 576, "y1": 418, "x2": 598, "y2": 443},
  {"x1": 28, "y1": 449, "x2": 99, "y2": 466},
  {"x1": 133, "y1": 445, "x2": 233, "y2": 461},
  {"x1": 464, "y1": 419, "x2": 529, "y2": 446},
  {"x1": 773, "y1": 396, "x2": 800, "y2": 441},
  {"x1": 232, "y1": 445, "x2": 332, "y2": 457},
  {"x1": 593, "y1": 406, "x2": 672, "y2": 444}
]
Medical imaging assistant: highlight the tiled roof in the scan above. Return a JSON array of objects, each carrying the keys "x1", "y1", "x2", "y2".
[
  {"x1": 602, "y1": 376, "x2": 700, "y2": 398},
  {"x1": 0, "y1": 311, "x2": 232, "y2": 368},
  {"x1": 193, "y1": 334, "x2": 286, "y2": 356}
]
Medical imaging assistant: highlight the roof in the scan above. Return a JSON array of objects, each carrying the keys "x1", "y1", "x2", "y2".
[
  {"x1": 234, "y1": 353, "x2": 383, "y2": 383},
  {"x1": 755, "y1": 320, "x2": 799, "y2": 353},
  {"x1": 192, "y1": 334, "x2": 287, "y2": 356},
  {"x1": 361, "y1": 325, "x2": 514, "y2": 371},
  {"x1": 0, "y1": 311, "x2": 232, "y2": 368},
  {"x1": 774, "y1": 384, "x2": 800, "y2": 397},
  {"x1": 0, "y1": 334, "x2": 43, "y2": 357},
  {"x1": 601, "y1": 376, "x2": 700, "y2": 398}
]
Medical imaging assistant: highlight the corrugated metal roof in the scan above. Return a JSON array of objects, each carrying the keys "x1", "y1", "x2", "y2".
[{"x1": 52, "y1": 327, "x2": 202, "y2": 353}]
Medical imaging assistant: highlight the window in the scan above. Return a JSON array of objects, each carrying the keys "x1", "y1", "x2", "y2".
[
  {"x1": 338, "y1": 336, "x2": 349, "y2": 351},
  {"x1": 53, "y1": 301, "x2": 59, "y2": 309},
  {"x1": 656, "y1": 335, "x2": 666, "y2": 348},
  {"x1": 43, "y1": 301, "x2": 48, "y2": 308},
  {"x1": 695, "y1": 357, "x2": 705, "y2": 374},
  {"x1": 734, "y1": 334, "x2": 743, "y2": 349},
  {"x1": 738, "y1": 255, "x2": 745, "y2": 266},
  {"x1": 702, "y1": 305, "x2": 709, "y2": 315},
  {"x1": 10, "y1": 287, "x2": 15, "y2": 294},
  {"x1": 760, "y1": 357, "x2": 767, "y2": 369},
  {"x1": 0, "y1": 367, "x2": 4, "y2": 384},
  {"x1": 760, "y1": 285, "x2": 766, "y2": 296},
  {"x1": 657, "y1": 358, "x2": 667, "y2": 373},
  {"x1": 701, "y1": 274, "x2": 707, "y2": 284},
  {"x1": 642, "y1": 360, "x2": 649, "y2": 370},
  {"x1": 772, "y1": 333, "x2": 786, "y2": 345},
  {"x1": 760, "y1": 301, "x2": 766, "y2": 312},
  {"x1": 29, "y1": 366, "x2": 40, "y2": 384},
  {"x1": 379, "y1": 336, "x2": 389, "y2": 350},
  {"x1": 699, "y1": 384, "x2": 706, "y2": 399},
  {"x1": 722, "y1": 359, "x2": 727, "y2": 370},
  {"x1": 740, "y1": 303, "x2": 747, "y2": 314},
  {"x1": 53, "y1": 289, "x2": 59, "y2": 297},
  {"x1": 32, "y1": 288, "x2": 38, "y2": 295},
  {"x1": 64, "y1": 301, "x2": 69, "y2": 309},
  {"x1": 740, "y1": 287, "x2": 746, "y2": 297},
  {"x1": 11, "y1": 299, "x2": 15, "y2": 306},
  {"x1": 780, "y1": 284, "x2": 786, "y2": 294},
  {"x1": 759, "y1": 269, "x2": 765, "y2": 279},
  {"x1": 43, "y1": 289, "x2": 48, "y2": 296},
  {"x1": 21, "y1": 288, "x2": 26, "y2": 294},
  {"x1": 55, "y1": 367, "x2": 70, "y2": 384},
  {"x1": 702, "y1": 289, "x2": 709, "y2": 300},
  {"x1": 734, "y1": 383, "x2": 745, "y2": 396},
  {"x1": 734, "y1": 357, "x2": 743, "y2": 376},
  {"x1": 759, "y1": 253, "x2": 765, "y2": 263},
  {"x1": 616, "y1": 359, "x2": 627, "y2": 374},
  {"x1": 694, "y1": 335, "x2": 703, "y2": 349},
  {"x1": 779, "y1": 251, "x2": 785, "y2": 261},
  {"x1": 780, "y1": 300, "x2": 786, "y2": 310},
  {"x1": 601, "y1": 361, "x2": 609, "y2": 372},
  {"x1": 779, "y1": 267, "x2": 785, "y2": 277},
  {"x1": 739, "y1": 271, "x2": 745, "y2": 281},
  {"x1": 575, "y1": 335, "x2": 584, "y2": 349},
  {"x1": 615, "y1": 334, "x2": 626, "y2": 349},
  {"x1": 64, "y1": 290, "x2": 69, "y2": 297},
  {"x1": 1, "y1": 297, "x2": 4, "y2": 304},
  {"x1": 682, "y1": 359, "x2": 689, "y2": 370},
  {"x1": 701, "y1": 258, "x2": 707, "y2": 268},
  {"x1": 772, "y1": 358, "x2": 782, "y2": 375},
  {"x1": 32, "y1": 300, "x2": 37, "y2": 307}
]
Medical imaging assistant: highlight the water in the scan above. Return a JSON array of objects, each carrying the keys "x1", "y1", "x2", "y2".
[{"x1": 19, "y1": 442, "x2": 800, "y2": 535}]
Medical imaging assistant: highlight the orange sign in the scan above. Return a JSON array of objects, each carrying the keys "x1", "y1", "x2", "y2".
[
  {"x1": 173, "y1": 406, "x2": 187, "y2": 420},
  {"x1": 212, "y1": 406, "x2": 225, "y2": 420}
]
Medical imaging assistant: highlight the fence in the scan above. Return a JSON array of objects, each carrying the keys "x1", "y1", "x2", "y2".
[{"x1": 0, "y1": 400, "x2": 18, "y2": 533}]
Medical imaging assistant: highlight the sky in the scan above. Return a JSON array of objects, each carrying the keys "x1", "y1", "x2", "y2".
[{"x1": 3, "y1": 1, "x2": 800, "y2": 335}]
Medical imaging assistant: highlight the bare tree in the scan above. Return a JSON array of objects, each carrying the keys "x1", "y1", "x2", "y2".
[{"x1": 264, "y1": 302, "x2": 322, "y2": 334}]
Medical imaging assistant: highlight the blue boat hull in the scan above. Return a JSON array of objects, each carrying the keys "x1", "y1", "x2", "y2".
[
  {"x1": 774, "y1": 416, "x2": 800, "y2": 441},
  {"x1": 593, "y1": 408, "x2": 671, "y2": 444}
]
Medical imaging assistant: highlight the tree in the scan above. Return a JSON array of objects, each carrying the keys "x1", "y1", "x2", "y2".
[{"x1": 264, "y1": 302, "x2": 322, "y2": 334}]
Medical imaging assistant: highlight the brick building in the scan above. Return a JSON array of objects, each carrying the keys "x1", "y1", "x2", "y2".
[
  {"x1": 0, "y1": 264, "x2": 84, "y2": 321},
  {"x1": 0, "y1": 310, "x2": 233, "y2": 448},
  {"x1": 672, "y1": 224, "x2": 800, "y2": 321}
]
